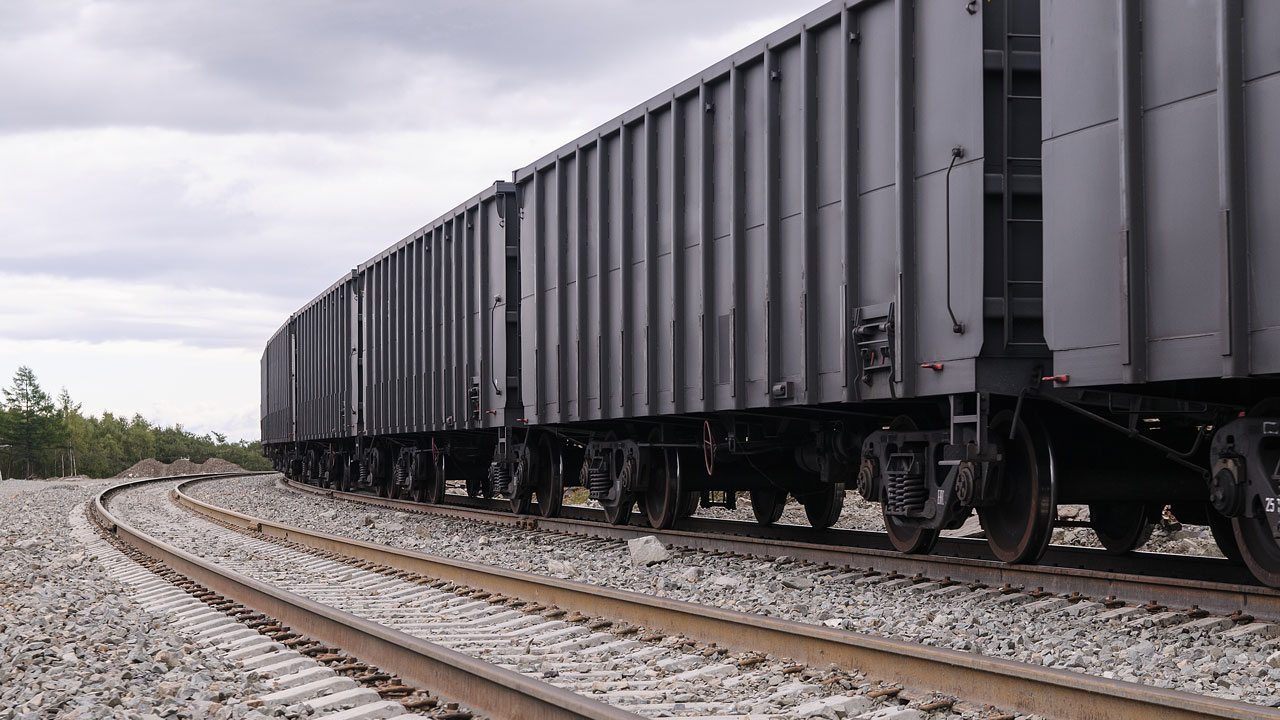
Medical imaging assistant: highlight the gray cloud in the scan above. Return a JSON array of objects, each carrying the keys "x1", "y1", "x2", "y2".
[
  {"x1": 1, "y1": 0, "x2": 818, "y2": 134},
  {"x1": 0, "y1": 0, "x2": 826, "y2": 439}
]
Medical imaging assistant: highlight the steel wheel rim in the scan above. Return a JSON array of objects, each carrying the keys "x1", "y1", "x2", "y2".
[
  {"x1": 1233, "y1": 503, "x2": 1280, "y2": 587},
  {"x1": 1207, "y1": 506, "x2": 1244, "y2": 563},
  {"x1": 533, "y1": 435, "x2": 562, "y2": 518},
  {"x1": 749, "y1": 489, "x2": 786, "y2": 526},
  {"x1": 602, "y1": 491, "x2": 633, "y2": 526},
  {"x1": 979, "y1": 412, "x2": 1055, "y2": 564},
  {"x1": 803, "y1": 483, "x2": 845, "y2": 530},
  {"x1": 883, "y1": 513, "x2": 939, "y2": 554},
  {"x1": 1089, "y1": 502, "x2": 1154, "y2": 554},
  {"x1": 644, "y1": 447, "x2": 681, "y2": 529},
  {"x1": 428, "y1": 454, "x2": 445, "y2": 504}
]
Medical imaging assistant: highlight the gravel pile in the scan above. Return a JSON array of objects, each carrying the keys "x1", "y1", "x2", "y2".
[
  {"x1": 0, "y1": 478, "x2": 275, "y2": 719},
  {"x1": 190, "y1": 474, "x2": 1280, "y2": 708},
  {"x1": 114, "y1": 457, "x2": 248, "y2": 479}
]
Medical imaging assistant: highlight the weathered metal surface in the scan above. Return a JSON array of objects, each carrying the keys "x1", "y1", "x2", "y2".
[
  {"x1": 181, "y1": 479, "x2": 1279, "y2": 720},
  {"x1": 358, "y1": 182, "x2": 521, "y2": 436},
  {"x1": 94, "y1": 477, "x2": 639, "y2": 720},
  {"x1": 1041, "y1": 0, "x2": 1280, "y2": 384}
]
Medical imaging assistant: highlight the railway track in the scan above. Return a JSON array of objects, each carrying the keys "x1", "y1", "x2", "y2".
[
  {"x1": 99, "y1": 476, "x2": 961, "y2": 719},
  {"x1": 98, "y1": 473, "x2": 1280, "y2": 719},
  {"x1": 277, "y1": 477, "x2": 1280, "y2": 623}
]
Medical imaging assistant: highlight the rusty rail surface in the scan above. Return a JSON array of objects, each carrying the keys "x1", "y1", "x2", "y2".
[
  {"x1": 277, "y1": 477, "x2": 1280, "y2": 622},
  {"x1": 92, "y1": 476, "x2": 641, "y2": 720},
  {"x1": 177, "y1": 477, "x2": 1279, "y2": 720}
]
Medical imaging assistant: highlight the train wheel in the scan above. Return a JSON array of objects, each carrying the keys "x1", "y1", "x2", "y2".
[
  {"x1": 510, "y1": 445, "x2": 534, "y2": 515},
  {"x1": 426, "y1": 455, "x2": 446, "y2": 504},
  {"x1": 678, "y1": 490, "x2": 700, "y2": 518},
  {"x1": 601, "y1": 452, "x2": 636, "y2": 525},
  {"x1": 749, "y1": 489, "x2": 786, "y2": 526},
  {"x1": 674, "y1": 449, "x2": 701, "y2": 518},
  {"x1": 1233, "y1": 503, "x2": 1280, "y2": 587},
  {"x1": 343, "y1": 460, "x2": 358, "y2": 492},
  {"x1": 534, "y1": 436, "x2": 563, "y2": 519},
  {"x1": 979, "y1": 411, "x2": 1056, "y2": 564},
  {"x1": 1089, "y1": 503, "x2": 1155, "y2": 554},
  {"x1": 643, "y1": 445, "x2": 682, "y2": 529},
  {"x1": 602, "y1": 494, "x2": 634, "y2": 525},
  {"x1": 801, "y1": 483, "x2": 845, "y2": 530},
  {"x1": 884, "y1": 513, "x2": 939, "y2": 554},
  {"x1": 1207, "y1": 507, "x2": 1243, "y2": 563},
  {"x1": 409, "y1": 455, "x2": 424, "y2": 502},
  {"x1": 509, "y1": 453, "x2": 529, "y2": 509}
]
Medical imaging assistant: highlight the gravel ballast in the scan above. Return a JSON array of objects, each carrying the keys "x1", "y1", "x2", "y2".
[
  {"x1": 190, "y1": 474, "x2": 1280, "y2": 708},
  {"x1": 118, "y1": 479, "x2": 989, "y2": 719},
  {"x1": 0, "y1": 479, "x2": 277, "y2": 719}
]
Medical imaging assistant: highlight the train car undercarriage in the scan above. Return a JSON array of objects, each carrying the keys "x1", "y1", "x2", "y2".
[{"x1": 270, "y1": 387, "x2": 1280, "y2": 588}]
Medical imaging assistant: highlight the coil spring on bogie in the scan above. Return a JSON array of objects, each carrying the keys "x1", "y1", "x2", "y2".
[
  {"x1": 884, "y1": 451, "x2": 927, "y2": 516},
  {"x1": 587, "y1": 464, "x2": 611, "y2": 496},
  {"x1": 489, "y1": 463, "x2": 511, "y2": 497},
  {"x1": 359, "y1": 462, "x2": 370, "y2": 485},
  {"x1": 393, "y1": 462, "x2": 407, "y2": 488}
]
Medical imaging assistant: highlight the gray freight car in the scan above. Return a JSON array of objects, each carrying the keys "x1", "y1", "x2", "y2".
[
  {"x1": 511, "y1": 0, "x2": 1054, "y2": 551},
  {"x1": 294, "y1": 274, "x2": 360, "y2": 482},
  {"x1": 260, "y1": 322, "x2": 293, "y2": 453},
  {"x1": 354, "y1": 182, "x2": 527, "y2": 506},
  {"x1": 260, "y1": 274, "x2": 359, "y2": 482},
  {"x1": 263, "y1": 0, "x2": 1280, "y2": 587},
  {"x1": 1040, "y1": 0, "x2": 1280, "y2": 584}
]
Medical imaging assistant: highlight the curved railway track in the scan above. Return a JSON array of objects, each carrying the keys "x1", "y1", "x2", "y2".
[
  {"x1": 90, "y1": 472, "x2": 1280, "y2": 720},
  {"x1": 278, "y1": 477, "x2": 1280, "y2": 623}
]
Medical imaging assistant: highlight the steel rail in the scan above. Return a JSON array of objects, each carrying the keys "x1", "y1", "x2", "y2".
[
  {"x1": 92, "y1": 476, "x2": 642, "y2": 720},
  {"x1": 278, "y1": 477, "x2": 1280, "y2": 622},
  {"x1": 178, "y1": 477, "x2": 1280, "y2": 720}
]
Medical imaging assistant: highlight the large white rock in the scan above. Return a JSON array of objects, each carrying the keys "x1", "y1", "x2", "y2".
[
  {"x1": 627, "y1": 535, "x2": 671, "y2": 566},
  {"x1": 795, "y1": 694, "x2": 873, "y2": 718},
  {"x1": 547, "y1": 559, "x2": 578, "y2": 576}
]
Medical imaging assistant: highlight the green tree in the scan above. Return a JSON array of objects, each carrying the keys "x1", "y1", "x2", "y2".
[
  {"x1": 0, "y1": 367, "x2": 273, "y2": 477},
  {"x1": 0, "y1": 366, "x2": 60, "y2": 478},
  {"x1": 56, "y1": 387, "x2": 83, "y2": 476}
]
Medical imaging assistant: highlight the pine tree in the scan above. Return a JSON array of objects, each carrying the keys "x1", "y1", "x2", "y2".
[
  {"x1": 57, "y1": 387, "x2": 82, "y2": 476},
  {"x1": 0, "y1": 366, "x2": 59, "y2": 478}
]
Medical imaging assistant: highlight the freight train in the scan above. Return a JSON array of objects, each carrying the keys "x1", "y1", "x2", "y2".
[{"x1": 263, "y1": 0, "x2": 1280, "y2": 587}]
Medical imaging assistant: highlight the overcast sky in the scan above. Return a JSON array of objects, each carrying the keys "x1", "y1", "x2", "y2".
[{"x1": 1, "y1": 0, "x2": 826, "y2": 442}]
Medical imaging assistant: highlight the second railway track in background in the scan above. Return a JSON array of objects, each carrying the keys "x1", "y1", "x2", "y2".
[
  {"x1": 278, "y1": 476, "x2": 1280, "y2": 623},
  {"x1": 109, "y1": 472, "x2": 1280, "y2": 720}
]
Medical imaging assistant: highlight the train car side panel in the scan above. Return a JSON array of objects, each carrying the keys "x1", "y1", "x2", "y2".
[
  {"x1": 1041, "y1": 0, "x2": 1280, "y2": 384},
  {"x1": 294, "y1": 276, "x2": 356, "y2": 442},
  {"x1": 515, "y1": 0, "x2": 1001, "y2": 425},
  {"x1": 260, "y1": 322, "x2": 294, "y2": 445},
  {"x1": 360, "y1": 183, "x2": 518, "y2": 436}
]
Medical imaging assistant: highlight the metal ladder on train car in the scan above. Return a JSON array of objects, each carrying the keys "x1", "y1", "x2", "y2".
[{"x1": 984, "y1": 0, "x2": 1047, "y2": 357}]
